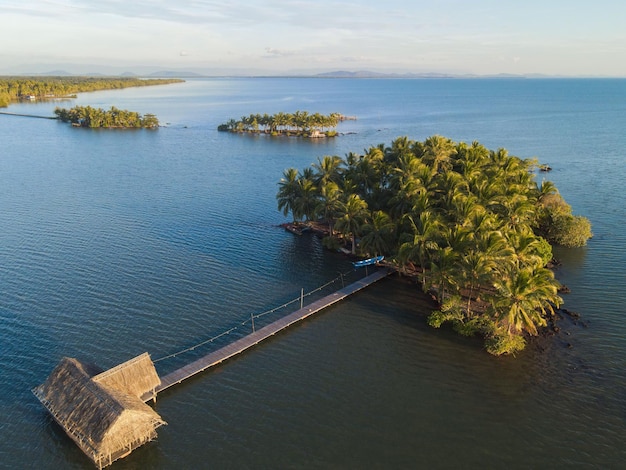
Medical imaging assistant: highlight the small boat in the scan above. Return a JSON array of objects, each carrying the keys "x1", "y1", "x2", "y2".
[{"x1": 352, "y1": 255, "x2": 384, "y2": 268}]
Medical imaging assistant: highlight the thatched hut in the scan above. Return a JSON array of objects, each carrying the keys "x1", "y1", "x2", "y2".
[{"x1": 33, "y1": 353, "x2": 165, "y2": 469}]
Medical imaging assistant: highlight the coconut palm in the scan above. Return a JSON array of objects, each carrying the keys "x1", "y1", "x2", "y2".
[
  {"x1": 430, "y1": 246, "x2": 459, "y2": 304},
  {"x1": 360, "y1": 210, "x2": 394, "y2": 257},
  {"x1": 459, "y1": 250, "x2": 495, "y2": 317},
  {"x1": 335, "y1": 194, "x2": 369, "y2": 254},
  {"x1": 423, "y1": 135, "x2": 457, "y2": 174},
  {"x1": 294, "y1": 177, "x2": 318, "y2": 221},
  {"x1": 490, "y1": 265, "x2": 562, "y2": 336},
  {"x1": 276, "y1": 168, "x2": 301, "y2": 221},
  {"x1": 315, "y1": 181, "x2": 343, "y2": 236},
  {"x1": 313, "y1": 155, "x2": 344, "y2": 187},
  {"x1": 398, "y1": 211, "x2": 441, "y2": 289}
]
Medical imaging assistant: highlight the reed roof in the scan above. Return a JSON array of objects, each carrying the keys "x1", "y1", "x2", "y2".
[
  {"x1": 33, "y1": 354, "x2": 165, "y2": 468},
  {"x1": 92, "y1": 352, "x2": 161, "y2": 398}
]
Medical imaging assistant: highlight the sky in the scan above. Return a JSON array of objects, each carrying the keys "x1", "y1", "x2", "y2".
[{"x1": 2, "y1": 0, "x2": 625, "y2": 76}]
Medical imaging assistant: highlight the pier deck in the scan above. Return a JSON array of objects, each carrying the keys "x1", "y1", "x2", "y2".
[{"x1": 143, "y1": 268, "x2": 391, "y2": 401}]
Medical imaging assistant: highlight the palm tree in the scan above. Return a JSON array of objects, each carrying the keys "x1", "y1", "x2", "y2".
[
  {"x1": 276, "y1": 168, "x2": 301, "y2": 221},
  {"x1": 459, "y1": 250, "x2": 495, "y2": 317},
  {"x1": 315, "y1": 181, "x2": 343, "y2": 236},
  {"x1": 385, "y1": 136, "x2": 413, "y2": 167},
  {"x1": 335, "y1": 194, "x2": 369, "y2": 254},
  {"x1": 490, "y1": 265, "x2": 562, "y2": 336},
  {"x1": 430, "y1": 246, "x2": 459, "y2": 304},
  {"x1": 398, "y1": 211, "x2": 440, "y2": 289},
  {"x1": 423, "y1": 135, "x2": 457, "y2": 174},
  {"x1": 295, "y1": 177, "x2": 318, "y2": 221},
  {"x1": 313, "y1": 155, "x2": 344, "y2": 187},
  {"x1": 360, "y1": 211, "x2": 394, "y2": 256},
  {"x1": 506, "y1": 232, "x2": 551, "y2": 269}
]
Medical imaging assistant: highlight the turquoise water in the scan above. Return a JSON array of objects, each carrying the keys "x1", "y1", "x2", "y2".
[{"x1": 0, "y1": 78, "x2": 625, "y2": 468}]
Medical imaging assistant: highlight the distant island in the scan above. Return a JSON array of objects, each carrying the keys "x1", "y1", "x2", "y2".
[
  {"x1": 55, "y1": 105, "x2": 159, "y2": 128},
  {"x1": 277, "y1": 136, "x2": 592, "y2": 355},
  {"x1": 218, "y1": 111, "x2": 355, "y2": 137},
  {"x1": 0, "y1": 76, "x2": 184, "y2": 108}
]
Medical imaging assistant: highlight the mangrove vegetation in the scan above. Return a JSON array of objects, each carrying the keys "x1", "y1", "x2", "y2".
[
  {"x1": 218, "y1": 111, "x2": 353, "y2": 137},
  {"x1": 277, "y1": 136, "x2": 592, "y2": 355}
]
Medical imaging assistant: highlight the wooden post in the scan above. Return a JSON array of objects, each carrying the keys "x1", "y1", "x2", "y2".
[
  {"x1": 300, "y1": 288, "x2": 304, "y2": 309},
  {"x1": 340, "y1": 272, "x2": 344, "y2": 288}
]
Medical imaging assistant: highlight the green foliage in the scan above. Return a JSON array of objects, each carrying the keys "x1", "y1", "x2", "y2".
[
  {"x1": 55, "y1": 105, "x2": 159, "y2": 129},
  {"x1": 428, "y1": 296, "x2": 492, "y2": 337},
  {"x1": 321, "y1": 236, "x2": 342, "y2": 251},
  {"x1": 548, "y1": 215, "x2": 593, "y2": 247},
  {"x1": 219, "y1": 111, "x2": 345, "y2": 136},
  {"x1": 533, "y1": 236, "x2": 554, "y2": 266},
  {"x1": 0, "y1": 92, "x2": 10, "y2": 108},
  {"x1": 428, "y1": 294, "x2": 464, "y2": 328},
  {"x1": 454, "y1": 316, "x2": 492, "y2": 337},
  {"x1": 0, "y1": 76, "x2": 183, "y2": 105},
  {"x1": 276, "y1": 135, "x2": 589, "y2": 355},
  {"x1": 536, "y1": 191, "x2": 592, "y2": 247},
  {"x1": 485, "y1": 330, "x2": 527, "y2": 356}
]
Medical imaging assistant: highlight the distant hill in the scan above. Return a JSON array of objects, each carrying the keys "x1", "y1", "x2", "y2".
[
  {"x1": 315, "y1": 70, "x2": 460, "y2": 79},
  {"x1": 314, "y1": 70, "x2": 552, "y2": 79},
  {"x1": 148, "y1": 70, "x2": 203, "y2": 78}
]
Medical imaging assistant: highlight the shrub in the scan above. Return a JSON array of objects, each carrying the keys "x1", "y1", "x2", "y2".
[
  {"x1": 485, "y1": 332, "x2": 526, "y2": 356},
  {"x1": 549, "y1": 214, "x2": 593, "y2": 247}
]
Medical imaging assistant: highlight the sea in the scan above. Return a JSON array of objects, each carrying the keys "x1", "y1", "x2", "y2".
[{"x1": 0, "y1": 78, "x2": 625, "y2": 469}]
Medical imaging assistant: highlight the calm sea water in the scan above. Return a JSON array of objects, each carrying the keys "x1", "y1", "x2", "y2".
[{"x1": 1, "y1": 78, "x2": 625, "y2": 469}]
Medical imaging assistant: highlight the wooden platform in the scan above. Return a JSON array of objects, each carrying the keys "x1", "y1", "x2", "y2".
[{"x1": 142, "y1": 268, "x2": 391, "y2": 402}]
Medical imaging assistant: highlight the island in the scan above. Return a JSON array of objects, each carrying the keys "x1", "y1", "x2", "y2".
[
  {"x1": 0, "y1": 76, "x2": 184, "y2": 108},
  {"x1": 54, "y1": 105, "x2": 159, "y2": 128},
  {"x1": 218, "y1": 111, "x2": 354, "y2": 137},
  {"x1": 277, "y1": 136, "x2": 592, "y2": 355}
]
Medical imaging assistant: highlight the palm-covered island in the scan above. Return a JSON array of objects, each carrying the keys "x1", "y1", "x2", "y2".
[
  {"x1": 277, "y1": 136, "x2": 592, "y2": 355},
  {"x1": 54, "y1": 105, "x2": 159, "y2": 128},
  {"x1": 0, "y1": 76, "x2": 183, "y2": 107},
  {"x1": 219, "y1": 111, "x2": 352, "y2": 137}
]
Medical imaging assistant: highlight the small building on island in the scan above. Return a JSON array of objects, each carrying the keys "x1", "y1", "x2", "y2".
[{"x1": 32, "y1": 353, "x2": 165, "y2": 469}]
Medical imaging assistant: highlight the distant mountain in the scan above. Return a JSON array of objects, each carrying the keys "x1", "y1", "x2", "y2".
[
  {"x1": 316, "y1": 70, "x2": 459, "y2": 79},
  {"x1": 314, "y1": 70, "x2": 553, "y2": 79},
  {"x1": 22, "y1": 70, "x2": 74, "y2": 76},
  {"x1": 148, "y1": 70, "x2": 204, "y2": 78}
]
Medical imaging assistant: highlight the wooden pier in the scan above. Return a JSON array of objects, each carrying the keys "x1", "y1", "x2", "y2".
[
  {"x1": 142, "y1": 268, "x2": 391, "y2": 402},
  {"x1": 0, "y1": 111, "x2": 57, "y2": 119}
]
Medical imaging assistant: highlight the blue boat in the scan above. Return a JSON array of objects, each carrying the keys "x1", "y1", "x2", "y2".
[{"x1": 352, "y1": 255, "x2": 384, "y2": 268}]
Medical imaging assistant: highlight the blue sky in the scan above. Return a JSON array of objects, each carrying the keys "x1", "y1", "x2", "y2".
[{"x1": 2, "y1": 0, "x2": 625, "y2": 75}]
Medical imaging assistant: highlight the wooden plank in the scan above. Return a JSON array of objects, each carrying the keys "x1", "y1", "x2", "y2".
[{"x1": 143, "y1": 269, "x2": 391, "y2": 401}]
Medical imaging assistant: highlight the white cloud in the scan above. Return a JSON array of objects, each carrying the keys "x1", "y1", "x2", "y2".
[{"x1": 2, "y1": 0, "x2": 626, "y2": 75}]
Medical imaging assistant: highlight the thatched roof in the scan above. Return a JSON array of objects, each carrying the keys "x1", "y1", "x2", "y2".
[
  {"x1": 92, "y1": 352, "x2": 160, "y2": 398},
  {"x1": 33, "y1": 354, "x2": 165, "y2": 469}
]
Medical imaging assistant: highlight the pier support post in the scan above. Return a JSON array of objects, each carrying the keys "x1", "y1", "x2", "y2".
[{"x1": 300, "y1": 288, "x2": 304, "y2": 309}]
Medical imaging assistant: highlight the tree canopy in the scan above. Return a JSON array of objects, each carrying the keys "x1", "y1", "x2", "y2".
[
  {"x1": 277, "y1": 136, "x2": 592, "y2": 355},
  {"x1": 219, "y1": 111, "x2": 351, "y2": 137},
  {"x1": 55, "y1": 106, "x2": 159, "y2": 129},
  {"x1": 0, "y1": 76, "x2": 183, "y2": 108}
]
